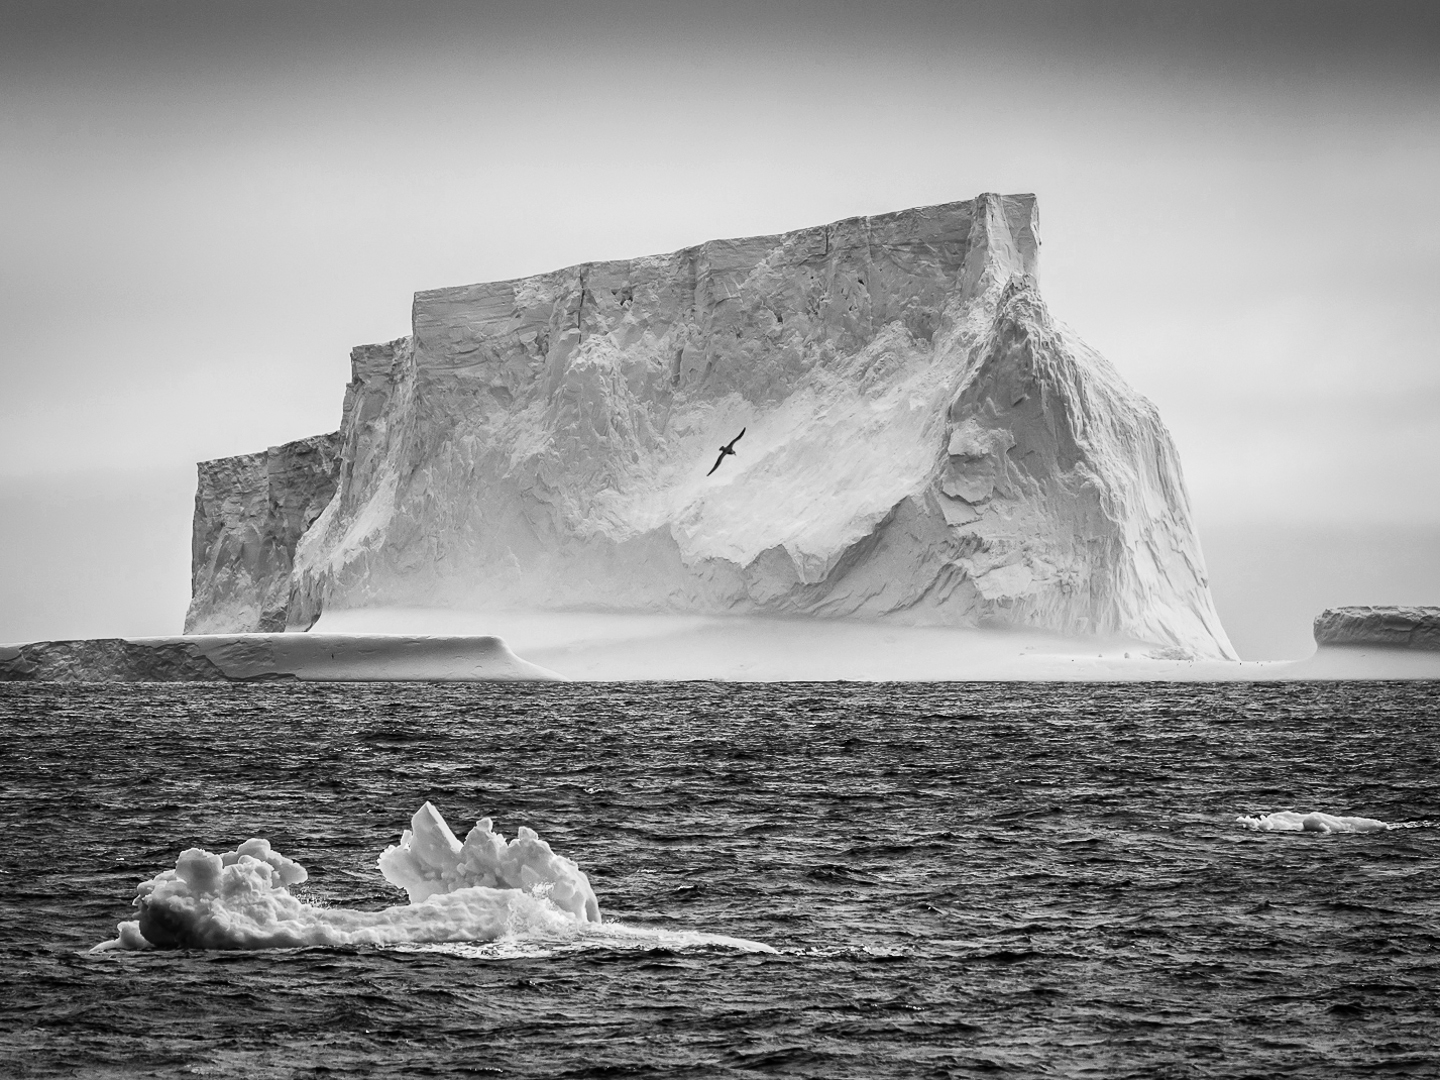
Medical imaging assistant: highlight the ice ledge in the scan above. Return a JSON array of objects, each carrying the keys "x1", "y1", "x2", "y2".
[
  {"x1": 307, "y1": 607, "x2": 1436, "y2": 681},
  {"x1": 0, "y1": 635, "x2": 563, "y2": 682},
  {"x1": 411, "y1": 193, "x2": 1038, "y2": 309}
]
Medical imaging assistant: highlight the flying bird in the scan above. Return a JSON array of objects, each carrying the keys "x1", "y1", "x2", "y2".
[{"x1": 707, "y1": 428, "x2": 746, "y2": 476}]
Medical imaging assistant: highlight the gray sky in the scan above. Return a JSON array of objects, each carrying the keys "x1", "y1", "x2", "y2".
[{"x1": 2, "y1": 0, "x2": 1437, "y2": 657}]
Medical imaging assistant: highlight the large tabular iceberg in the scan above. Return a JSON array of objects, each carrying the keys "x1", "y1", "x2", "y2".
[{"x1": 186, "y1": 193, "x2": 1234, "y2": 660}]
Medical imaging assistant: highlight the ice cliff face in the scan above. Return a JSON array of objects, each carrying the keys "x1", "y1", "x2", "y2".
[
  {"x1": 189, "y1": 193, "x2": 1235, "y2": 659},
  {"x1": 185, "y1": 433, "x2": 343, "y2": 634}
]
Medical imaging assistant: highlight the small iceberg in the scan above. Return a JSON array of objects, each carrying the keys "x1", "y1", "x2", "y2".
[
  {"x1": 1236, "y1": 810, "x2": 1389, "y2": 834},
  {"x1": 96, "y1": 803, "x2": 769, "y2": 954}
]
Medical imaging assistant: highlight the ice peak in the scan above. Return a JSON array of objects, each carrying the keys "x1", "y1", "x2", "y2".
[{"x1": 960, "y1": 192, "x2": 1040, "y2": 301}]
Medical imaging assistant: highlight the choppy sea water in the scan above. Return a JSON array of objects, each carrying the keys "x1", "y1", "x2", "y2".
[{"x1": 1, "y1": 681, "x2": 1437, "y2": 1078}]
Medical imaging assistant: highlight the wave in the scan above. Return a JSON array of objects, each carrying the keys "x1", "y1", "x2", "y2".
[
  {"x1": 94, "y1": 802, "x2": 771, "y2": 954},
  {"x1": 391, "y1": 922, "x2": 776, "y2": 960},
  {"x1": 1236, "y1": 810, "x2": 1390, "y2": 834}
]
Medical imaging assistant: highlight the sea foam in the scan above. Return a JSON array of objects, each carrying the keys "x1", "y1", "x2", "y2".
[
  {"x1": 96, "y1": 803, "x2": 769, "y2": 953},
  {"x1": 1236, "y1": 811, "x2": 1390, "y2": 834}
]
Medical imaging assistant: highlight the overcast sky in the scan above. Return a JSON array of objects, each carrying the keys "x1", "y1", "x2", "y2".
[{"x1": 1, "y1": 0, "x2": 1436, "y2": 657}]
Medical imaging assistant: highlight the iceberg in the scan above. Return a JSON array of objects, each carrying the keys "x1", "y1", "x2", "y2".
[
  {"x1": 1236, "y1": 811, "x2": 1390, "y2": 834},
  {"x1": 105, "y1": 804, "x2": 601, "y2": 951},
  {"x1": 186, "y1": 193, "x2": 1235, "y2": 660},
  {"x1": 1312, "y1": 606, "x2": 1440, "y2": 651}
]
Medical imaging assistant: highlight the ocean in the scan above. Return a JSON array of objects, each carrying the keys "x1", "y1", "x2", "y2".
[{"x1": 1, "y1": 681, "x2": 1436, "y2": 1078}]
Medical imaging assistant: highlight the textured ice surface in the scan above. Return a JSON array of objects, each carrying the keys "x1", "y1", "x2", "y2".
[
  {"x1": 377, "y1": 802, "x2": 599, "y2": 920},
  {"x1": 189, "y1": 194, "x2": 1235, "y2": 660},
  {"x1": 97, "y1": 805, "x2": 760, "y2": 952}
]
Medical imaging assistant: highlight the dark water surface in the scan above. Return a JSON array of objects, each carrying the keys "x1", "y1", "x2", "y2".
[{"x1": 1, "y1": 681, "x2": 1437, "y2": 1078}]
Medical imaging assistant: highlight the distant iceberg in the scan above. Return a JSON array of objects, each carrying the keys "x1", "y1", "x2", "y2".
[
  {"x1": 1313, "y1": 606, "x2": 1440, "y2": 651},
  {"x1": 1236, "y1": 811, "x2": 1390, "y2": 834}
]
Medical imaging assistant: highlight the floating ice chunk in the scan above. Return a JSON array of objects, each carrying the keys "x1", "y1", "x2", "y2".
[
  {"x1": 100, "y1": 804, "x2": 602, "y2": 951},
  {"x1": 377, "y1": 802, "x2": 601, "y2": 922},
  {"x1": 1236, "y1": 811, "x2": 1389, "y2": 834},
  {"x1": 121, "y1": 840, "x2": 320, "y2": 950},
  {"x1": 376, "y1": 802, "x2": 465, "y2": 901},
  {"x1": 114, "y1": 869, "x2": 579, "y2": 951}
]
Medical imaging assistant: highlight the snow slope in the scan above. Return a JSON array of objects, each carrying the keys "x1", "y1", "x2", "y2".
[{"x1": 194, "y1": 193, "x2": 1235, "y2": 659}]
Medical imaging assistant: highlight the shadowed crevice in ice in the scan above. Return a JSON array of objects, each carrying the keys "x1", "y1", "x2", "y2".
[{"x1": 94, "y1": 803, "x2": 771, "y2": 954}]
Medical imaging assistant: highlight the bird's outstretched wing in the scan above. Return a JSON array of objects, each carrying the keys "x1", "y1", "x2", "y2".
[
  {"x1": 728, "y1": 427, "x2": 746, "y2": 450},
  {"x1": 706, "y1": 452, "x2": 727, "y2": 476}
]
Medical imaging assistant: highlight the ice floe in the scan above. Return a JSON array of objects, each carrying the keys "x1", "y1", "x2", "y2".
[
  {"x1": 96, "y1": 803, "x2": 769, "y2": 954},
  {"x1": 1236, "y1": 811, "x2": 1390, "y2": 834}
]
